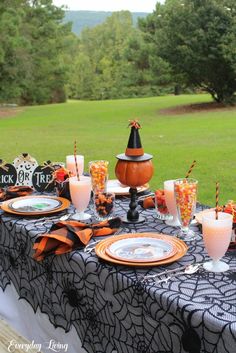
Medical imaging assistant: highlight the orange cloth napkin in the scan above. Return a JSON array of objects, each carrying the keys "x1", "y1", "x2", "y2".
[{"x1": 33, "y1": 217, "x2": 122, "y2": 261}]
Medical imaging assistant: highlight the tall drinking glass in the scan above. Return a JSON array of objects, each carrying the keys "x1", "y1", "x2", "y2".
[
  {"x1": 89, "y1": 160, "x2": 109, "y2": 193},
  {"x1": 164, "y1": 180, "x2": 180, "y2": 227},
  {"x1": 174, "y1": 178, "x2": 198, "y2": 240},
  {"x1": 69, "y1": 176, "x2": 91, "y2": 220},
  {"x1": 202, "y1": 211, "x2": 233, "y2": 272},
  {"x1": 66, "y1": 155, "x2": 84, "y2": 176}
]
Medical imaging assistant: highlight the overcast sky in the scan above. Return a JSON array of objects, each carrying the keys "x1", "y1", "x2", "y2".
[{"x1": 53, "y1": 1, "x2": 163, "y2": 12}]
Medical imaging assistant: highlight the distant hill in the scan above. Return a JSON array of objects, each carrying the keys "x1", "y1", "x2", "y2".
[{"x1": 64, "y1": 11, "x2": 149, "y2": 35}]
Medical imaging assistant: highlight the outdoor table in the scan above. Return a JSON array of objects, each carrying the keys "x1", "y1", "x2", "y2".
[{"x1": 0, "y1": 197, "x2": 236, "y2": 353}]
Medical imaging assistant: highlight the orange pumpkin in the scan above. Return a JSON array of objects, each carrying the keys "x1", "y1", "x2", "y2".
[{"x1": 115, "y1": 159, "x2": 154, "y2": 188}]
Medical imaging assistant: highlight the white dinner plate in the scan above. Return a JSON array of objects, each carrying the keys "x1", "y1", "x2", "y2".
[
  {"x1": 8, "y1": 196, "x2": 62, "y2": 213},
  {"x1": 105, "y1": 237, "x2": 177, "y2": 263},
  {"x1": 107, "y1": 179, "x2": 149, "y2": 195}
]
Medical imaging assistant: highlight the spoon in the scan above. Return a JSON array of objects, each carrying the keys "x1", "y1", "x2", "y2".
[{"x1": 155, "y1": 263, "x2": 202, "y2": 284}]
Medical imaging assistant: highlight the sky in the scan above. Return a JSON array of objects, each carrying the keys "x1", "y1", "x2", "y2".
[{"x1": 52, "y1": 1, "x2": 164, "y2": 13}]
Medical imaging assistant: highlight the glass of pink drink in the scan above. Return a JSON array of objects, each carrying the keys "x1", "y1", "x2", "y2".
[
  {"x1": 66, "y1": 155, "x2": 84, "y2": 176},
  {"x1": 69, "y1": 176, "x2": 91, "y2": 220},
  {"x1": 164, "y1": 180, "x2": 180, "y2": 227},
  {"x1": 202, "y1": 211, "x2": 233, "y2": 272},
  {"x1": 174, "y1": 178, "x2": 198, "y2": 241}
]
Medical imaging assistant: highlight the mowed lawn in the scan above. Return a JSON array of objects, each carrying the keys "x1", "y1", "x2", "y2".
[{"x1": 1, "y1": 94, "x2": 236, "y2": 205}]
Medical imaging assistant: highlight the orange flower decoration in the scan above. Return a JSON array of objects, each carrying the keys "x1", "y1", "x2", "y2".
[{"x1": 128, "y1": 120, "x2": 141, "y2": 129}]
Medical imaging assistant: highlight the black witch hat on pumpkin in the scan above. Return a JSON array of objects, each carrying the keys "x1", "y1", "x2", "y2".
[
  {"x1": 116, "y1": 119, "x2": 152, "y2": 161},
  {"x1": 125, "y1": 120, "x2": 144, "y2": 157}
]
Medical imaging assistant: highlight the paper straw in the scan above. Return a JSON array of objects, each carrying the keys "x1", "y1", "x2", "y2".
[
  {"x1": 215, "y1": 182, "x2": 219, "y2": 220},
  {"x1": 74, "y1": 140, "x2": 80, "y2": 181},
  {"x1": 185, "y1": 160, "x2": 196, "y2": 178}
]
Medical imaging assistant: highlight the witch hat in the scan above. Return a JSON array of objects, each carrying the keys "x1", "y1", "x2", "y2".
[
  {"x1": 116, "y1": 119, "x2": 152, "y2": 162},
  {"x1": 125, "y1": 120, "x2": 144, "y2": 157}
]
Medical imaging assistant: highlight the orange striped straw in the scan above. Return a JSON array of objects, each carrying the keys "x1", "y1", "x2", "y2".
[
  {"x1": 215, "y1": 182, "x2": 219, "y2": 220},
  {"x1": 185, "y1": 160, "x2": 196, "y2": 179},
  {"x1": 74, "y1": 140, "x2": 80, "y2": 181}
]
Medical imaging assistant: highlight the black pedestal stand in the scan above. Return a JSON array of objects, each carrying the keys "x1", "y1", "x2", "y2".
[{"x1": 122, "y1": 187, "x2": 145, "y2": 224}]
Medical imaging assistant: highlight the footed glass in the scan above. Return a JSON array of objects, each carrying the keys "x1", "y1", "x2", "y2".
[
  {"x1": 174, "y1": 178, "x2": 198, "y2": 241},
  {"x1": 69, "y1": 176, "x2": 91, "y2": 220},
  {"x1": 202, "y1": 211, "x2": 233, "y2": 272}
]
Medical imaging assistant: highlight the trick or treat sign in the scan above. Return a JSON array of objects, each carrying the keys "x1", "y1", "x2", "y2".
[
  {"x1": 1, "y1": 154, "x2": 56, "y2": 192},
  {"x1": 13, "y1": 153, "x2": 38, "y2": 187},
  {"x1": 0, "y1": 159, "x2": 17, "y2": 187},
  {"x1": 32, "y1": 161, "x2": 55, "y2": 192}
]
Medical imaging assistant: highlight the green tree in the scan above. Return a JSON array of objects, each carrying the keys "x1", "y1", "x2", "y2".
[
  {"x1": 0, "y1": 1, "x2": 27, "y2": 102},
  {"x1": 68, "y1": 10, "x2": 173, "y2": 100},
  {"x1": 20, "y1": 0, "x2": 71, "y2": 104},
  {"x1": 140, "y1": 0, "x2": 236, "y2": 103},
  {"x1": 69, "y1": 12, "x2": 146, "y2": 99},
  {"x1": 124, "y1": 28, "x2": 173, "y2": 96},
  {"x1": 0, "y1": 0, "x2": 72, "y2": 105}
]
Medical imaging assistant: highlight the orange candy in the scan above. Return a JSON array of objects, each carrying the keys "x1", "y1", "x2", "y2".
[
  {"x1": 89, "y1": 160, "x2": 109, "y2": 192},
  {"x1": 155, "y1": 189, "x2": 168, "y2": 214},
  {"x1": 175, "y1": 183, "x2": 197, "y2": 227}
]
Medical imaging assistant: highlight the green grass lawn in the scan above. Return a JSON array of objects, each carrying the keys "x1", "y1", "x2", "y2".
[{"x1": 1, "y1": 94, "x2": 236, "y2": 206}]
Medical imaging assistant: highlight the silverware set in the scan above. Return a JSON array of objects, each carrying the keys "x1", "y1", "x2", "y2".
[
  {"x1": 33, "y1": 213, "x2": 71, "y2": 225},
  {"x1": 140, "y1": 263, "x2": 203, "y2": 284}
]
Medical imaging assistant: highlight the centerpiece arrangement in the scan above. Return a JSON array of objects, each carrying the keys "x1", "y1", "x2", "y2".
[{"x1": 115, "y1": 120, "x2": 154, "y2": 223}]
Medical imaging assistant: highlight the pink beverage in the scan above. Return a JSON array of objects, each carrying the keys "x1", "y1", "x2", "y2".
[
  {"x1": 202, "y1": 211, "x2": 233, "y2": 272},
  {"x1": 164, "y1": 181, "x2": 177, "y2": 217},
  {"x1": 66, "y1": 155, "x2": 84, "y2": 176},
  {"x1": 202, "y1": 212, "x2": 232, "y2": 260},
  {"x1": 164, "y1": 180, "x2": 180, "y2": 227},
  {"x1": 69, "y1": 176, "x2": 91, "y2": 220}
]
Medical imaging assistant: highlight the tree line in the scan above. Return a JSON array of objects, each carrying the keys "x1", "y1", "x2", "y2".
[
  {"x1": 0, "y1": 0, "x2": 235, "y2": 105},
  {"x1": 0, "y1": 0, "x2": 71, "y2": 105}
]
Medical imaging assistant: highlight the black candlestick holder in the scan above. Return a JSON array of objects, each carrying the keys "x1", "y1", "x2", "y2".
[{"x1": 122, "y1": 187, "x2": 145, "y2": 224}]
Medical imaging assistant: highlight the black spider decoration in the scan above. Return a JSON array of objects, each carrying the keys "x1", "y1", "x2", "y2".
[
  {"x1": 86, "y1": 308, "x2": 98, "y2": 329},
  {"x1": 61, "y1": 276, "x2": 81, "y2": 307},
  {"x1": 169, "y1": 305, "x2": 201, "y2": 353},
  {"x1": 133, "y1": 279, "x2": 146, "y2": 296},
  {"x1": 182, "y1": 327, "x2": 201, "y2": 353},
  {"x1": 137, "y1": 340, "x2": 150, "y2": 353},
  {"x1": 9, "y1": 253, "x2": 17, "y2": 269}
]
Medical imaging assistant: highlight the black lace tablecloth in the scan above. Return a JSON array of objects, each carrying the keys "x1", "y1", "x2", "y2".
[{"x1": 0, "y1": 198, "x2": 236, "y2": 353}]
